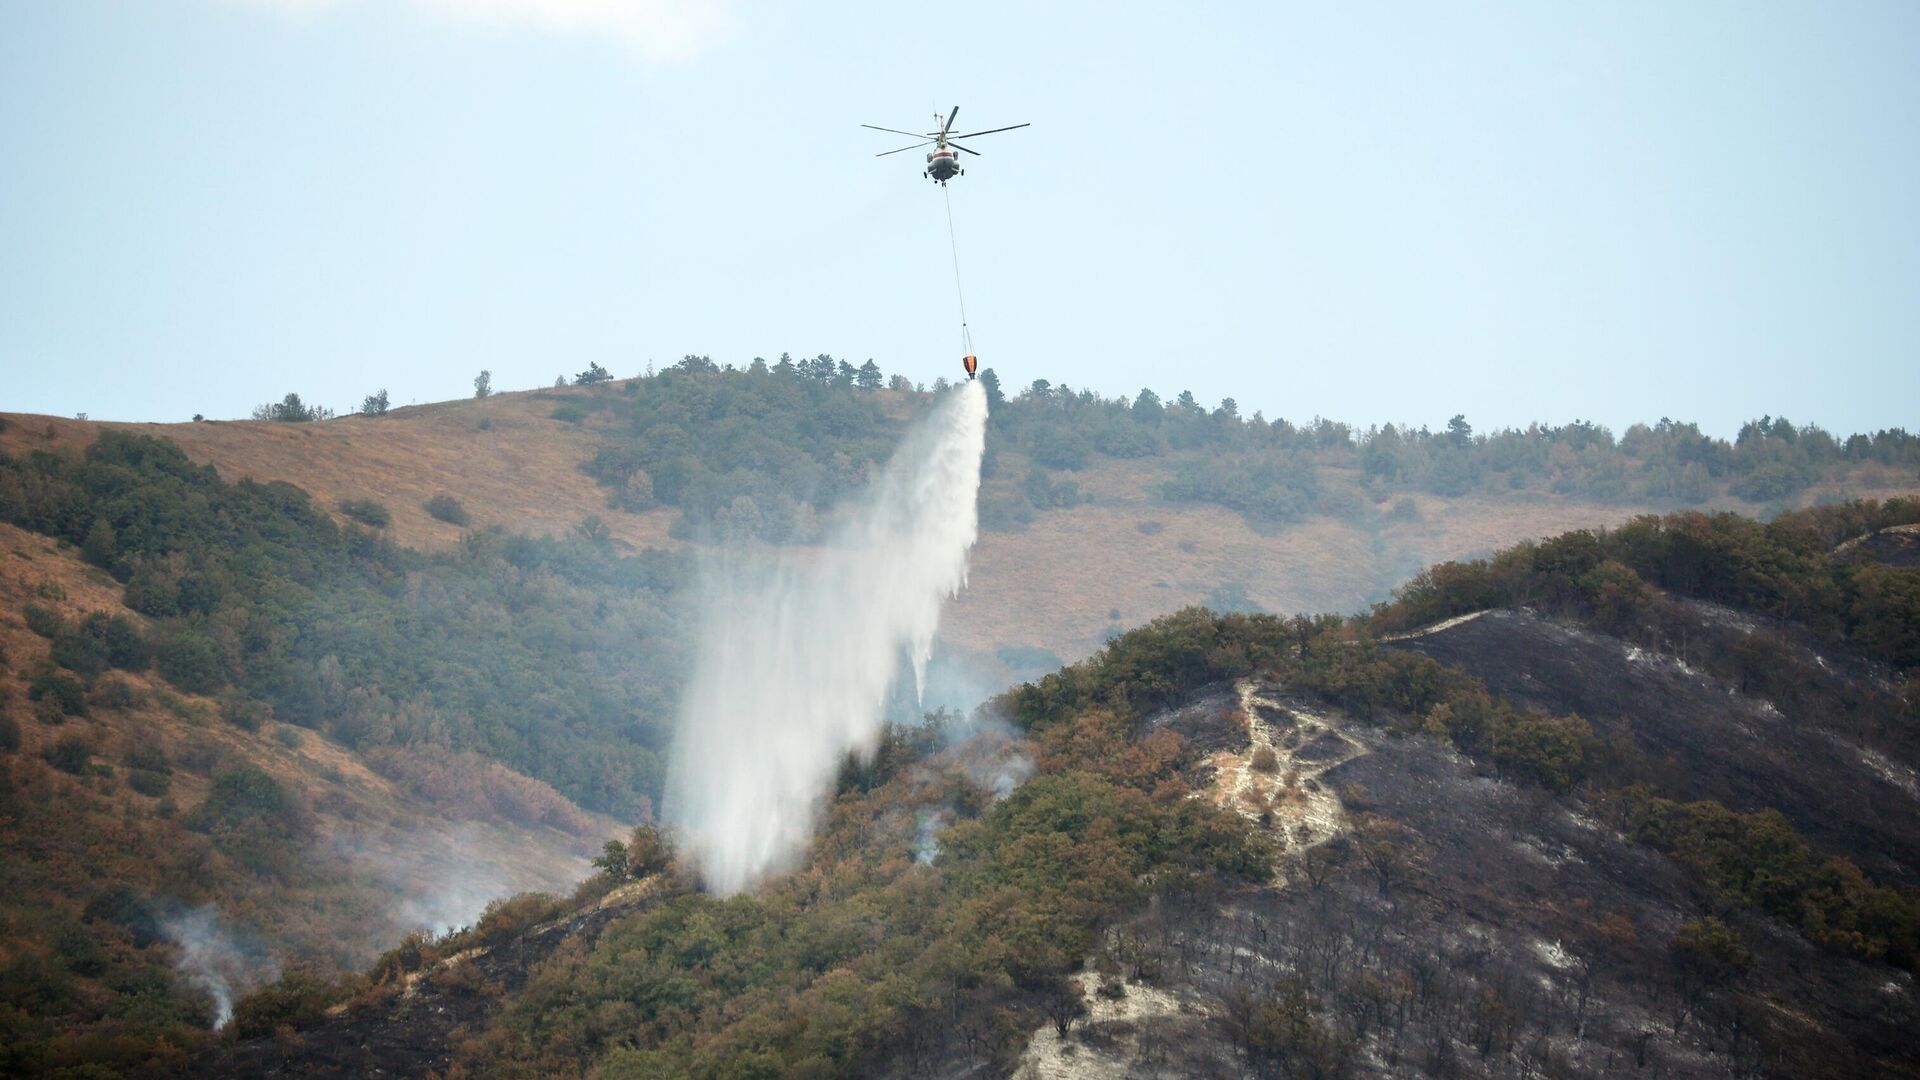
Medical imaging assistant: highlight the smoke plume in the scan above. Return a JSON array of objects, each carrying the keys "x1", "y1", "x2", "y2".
[
  {"x1": 161, "y1": 906, "x2": 274, "y2": 1030},
  {"x1": 666, "y1": 382, "x2": 988, "y2": 895}
]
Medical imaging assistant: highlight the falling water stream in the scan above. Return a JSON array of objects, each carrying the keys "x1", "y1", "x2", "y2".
[{"x1": 665, "y1": 381, "x2": 988, "y2": 895}]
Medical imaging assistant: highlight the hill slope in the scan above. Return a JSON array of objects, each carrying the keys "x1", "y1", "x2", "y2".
[
  {"x1": 10, "y1": 369, "x2": 1914, "y2": 662},
  {"x1": 198, "y1": 502, "x2": 1920, "y2": 1079}
]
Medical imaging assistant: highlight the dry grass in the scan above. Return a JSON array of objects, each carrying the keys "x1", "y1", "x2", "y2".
[{"x1": 2, "y1": 388, "x2": 680, "y2": 554}]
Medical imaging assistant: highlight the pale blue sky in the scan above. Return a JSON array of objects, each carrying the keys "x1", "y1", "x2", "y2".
[{"x1": 3, "y1": 1, "x2": 1916, "y2": 437}]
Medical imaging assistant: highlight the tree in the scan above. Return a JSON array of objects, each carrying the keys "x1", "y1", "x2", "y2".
[
  {"x1": 81, "y1": 518, "x2": 117, "y2": 567},
  {"x1": 576, "y1": 515, "x2": 612, "y2": 549},
  {"x1": 625, "y1": 824, "x2": 674, "y2": 876},
  {"x1": 360, "y1": 389, "x2": 390, "y2": 417},
  {"x1": 474, "y1": 370, "x2": 493, "y2": 399},
  {"x1": 856, "y1": 360, "x2": 884, "y2": 390},
  {"x1": 1447, "y1": 413, "x2": 1473, "y2": 447},
  {"x1": 591, "y1": 840, "x2": 629, "y2": 879},
  {"x1": 1039, "y1": 976, "x2": 1088, "y2": 1038},
  {"x1": 1132, "y1": 388, "x2": 1163, "y2": 424},
  {"x1": 576, "y1": 362, "x2": 612, "y2": 386},
  {"x1": 978, "y1": 368, "x2": 1004, "y2": 410},
  {"x1": 253, "y1": 393, "x2": 330, "y2": 422}
]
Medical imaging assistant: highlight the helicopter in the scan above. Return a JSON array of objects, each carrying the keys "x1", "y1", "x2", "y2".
[{"x1": 863, "y1": 107, "x2": 1029, "y2": 184}]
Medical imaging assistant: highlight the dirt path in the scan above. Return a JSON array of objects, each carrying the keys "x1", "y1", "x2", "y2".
[{"x1": 1378, "y1": 608, "x2": 1490, "y2": 643}]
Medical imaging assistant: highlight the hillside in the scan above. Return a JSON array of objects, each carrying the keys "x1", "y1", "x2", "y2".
[
  {"x1": 2, "y1": 371, "x2": 1916, "y2": 1077},
  {"x1": 0, "y1": 522, "x2": 613, "y2": 1075},
  {"x1": 8, "y1": 364, "x2": 1915, "y2": 664},
  {"x1": 195, "y1": 500, "x2": 1920, "y2": 1079}
]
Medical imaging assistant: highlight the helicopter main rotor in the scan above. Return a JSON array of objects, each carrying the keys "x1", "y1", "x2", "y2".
[{"x1": 861, "y1": 105, "x2": 1029, "y2": 161}]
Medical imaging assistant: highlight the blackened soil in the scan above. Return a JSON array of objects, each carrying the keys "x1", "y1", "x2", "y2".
[
  {"x1": 196, "y1": 904, "x2": 629, "y2": 1079},
  {"x1": 1387, "y1": 609, "x2": 1920, "y2": 886}
]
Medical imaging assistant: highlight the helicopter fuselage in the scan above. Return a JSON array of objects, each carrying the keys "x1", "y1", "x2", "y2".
[{"x1": 925, "y1": 148, "x2": 961, "y2": 182}]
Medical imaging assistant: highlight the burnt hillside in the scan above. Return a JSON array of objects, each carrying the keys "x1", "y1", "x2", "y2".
[
  {"x1": 1387, "y1": 606, "x2": 1920, "y2": 886},
  {"x1": 202, "y1": 505, "x2": 1920, "y2": 1078}
]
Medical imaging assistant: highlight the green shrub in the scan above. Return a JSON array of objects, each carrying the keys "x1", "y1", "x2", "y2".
[
  {"x1": 230, "y1": 971, "x2": 338, "y2": 1038},
  {"x1": 221, "y1": 695, "x2": 271, "y2": 733},
  {"x1": 153, "y1": 630, "x2": 226, "y2": 694},
  {"x1": 192, "y1": 765, "x2": 296, "y2": 831},
  {"x1": 91, "y1": 675, "x2": 138, "y2": 710},
  {"x1": 550, "y1": 404, "x2": 586, "y2": 424},
  {"x1": 97, "y1": 614, "x2": 150, "y2": 670},
  {"x1": 127, "y1": 769, "x2": 171, "y2": 797},
  {"x1": 43, "y1": 735, "x2": 93, "y2": 774},
  {"x1": 0, "y1": 712, "x2": 19, "y2": 752},
  {"x1": 49, "y1": 631, "x2": 107, "y2": 676},
  {"x1": 337, "y1": 498, "x2": 391, "y2": 527},
  {"x1": 124, "y1": 741, "x2": 169, "y2": 774},
  {"x1": 22, "y1": 603, "x2": 62, "y2": 639},
  {"x1": 424, "y1": 493, "x2": 471, "y2": 526},
  {"x1": 28, "y1": 672, "x2": 89, "y2": 716}
]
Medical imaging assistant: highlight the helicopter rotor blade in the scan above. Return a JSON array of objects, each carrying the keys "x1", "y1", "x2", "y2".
[
  {"x1": 875, "y1": 140, "x2": 934, "y2": 157},
  {"x1": 951, "y1": 123, "x2": 1031, "y2": 140},
  {"x1": 945, "y1": 105, "x2": 959, "y2": 134},
  {"x1": 862, "y1": 123, "x2": 939, "y2": 139},
  {"x1": 951, "y1": 142, "x2": 982, "y2": 156}
]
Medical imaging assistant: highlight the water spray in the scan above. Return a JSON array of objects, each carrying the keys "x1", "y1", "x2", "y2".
[{"x1": 665, "y1": 381, "x2": 989, "y2": 895}]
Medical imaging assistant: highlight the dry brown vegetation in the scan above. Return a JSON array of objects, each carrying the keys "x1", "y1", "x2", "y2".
[{"x1": 0, "y1": 521, "x2": 613, "y2": 983}]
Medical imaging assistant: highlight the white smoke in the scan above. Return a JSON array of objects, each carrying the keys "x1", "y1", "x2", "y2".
[
  {"x1": 161, "y1": 907, "x2": 273, "y2": 1030},
  {"x1": 666, "y1": 382, "x2": 988, "y2": 895},
  {"x1": 914, "y1": 808, "x2": 950, "y2": 865}
]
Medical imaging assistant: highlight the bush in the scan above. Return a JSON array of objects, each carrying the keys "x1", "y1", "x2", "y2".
[
  {"x1": 193, "y1": 765, "x2": 295, "y2": 830},
  {"x1": 50, "y1": 632, "x2": 106, "y2": 676},
  {"x1": 1250, "y1": 747, "x2": 1279, "y2": 773},
  {"x1": 125, "y1": 741, "x2": 169, "y2": 774},
  {"x1": 551, "y1": 404, "x2": 587, "y2": 424},
  {"x1": 98, "y1": 614, "x2": 150, "y2": 670},
  {"x1": 28, "y1": 672, "x2": 89, "y2": 717},
  {"x1": 230, "y1": 971, "x2": 338, "y2": 1038},
  {"x1": 221, "y1": 695, "x2": 271, "y2": 733},
  {"x1": 91, "y1": 675, "x2": 138, "y2": 710},
  {"x1": 153, "y1": 629, "x2": 226, "y2": 694},
  {"x1": 0, "y1": 712, "x2": 19, "y2": 753},
  {"x1": 424, "y1": 494, "x2": 471, "y2": 526},
  {"x1": 338, "y1": 498, "x2": 391, "y2": 528},
  {"x1": 22, "y1": 603, "x2": 63, "y2": 639},
  {"x1": 127, "y1": 769, "x2": 171, "y2": 797},
  {"x1": 43, "y1": 735, "x2": 93, "y2": 774}
]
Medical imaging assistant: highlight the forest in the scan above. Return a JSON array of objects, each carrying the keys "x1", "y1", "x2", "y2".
[{"x1": 516, "y1": 355, "x2": 1920, "y2": 540}]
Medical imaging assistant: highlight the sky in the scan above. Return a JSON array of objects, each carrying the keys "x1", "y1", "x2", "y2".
[{"x1": 2, "y1": 0, "x2": 1917, "y2": 438}]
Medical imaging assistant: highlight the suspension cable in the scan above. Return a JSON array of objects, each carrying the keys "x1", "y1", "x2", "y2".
[{"x1": 942, "y1": 184, "x2": 973, "y2": 355}]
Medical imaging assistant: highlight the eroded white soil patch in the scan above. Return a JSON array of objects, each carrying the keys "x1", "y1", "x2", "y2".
[
  {"x1": 1012, "y1": 974, "x2": 1198, "y2": 1080},
  {"x1": 1197, "y1": 681, "x2": 1367, "y2": 871}
]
